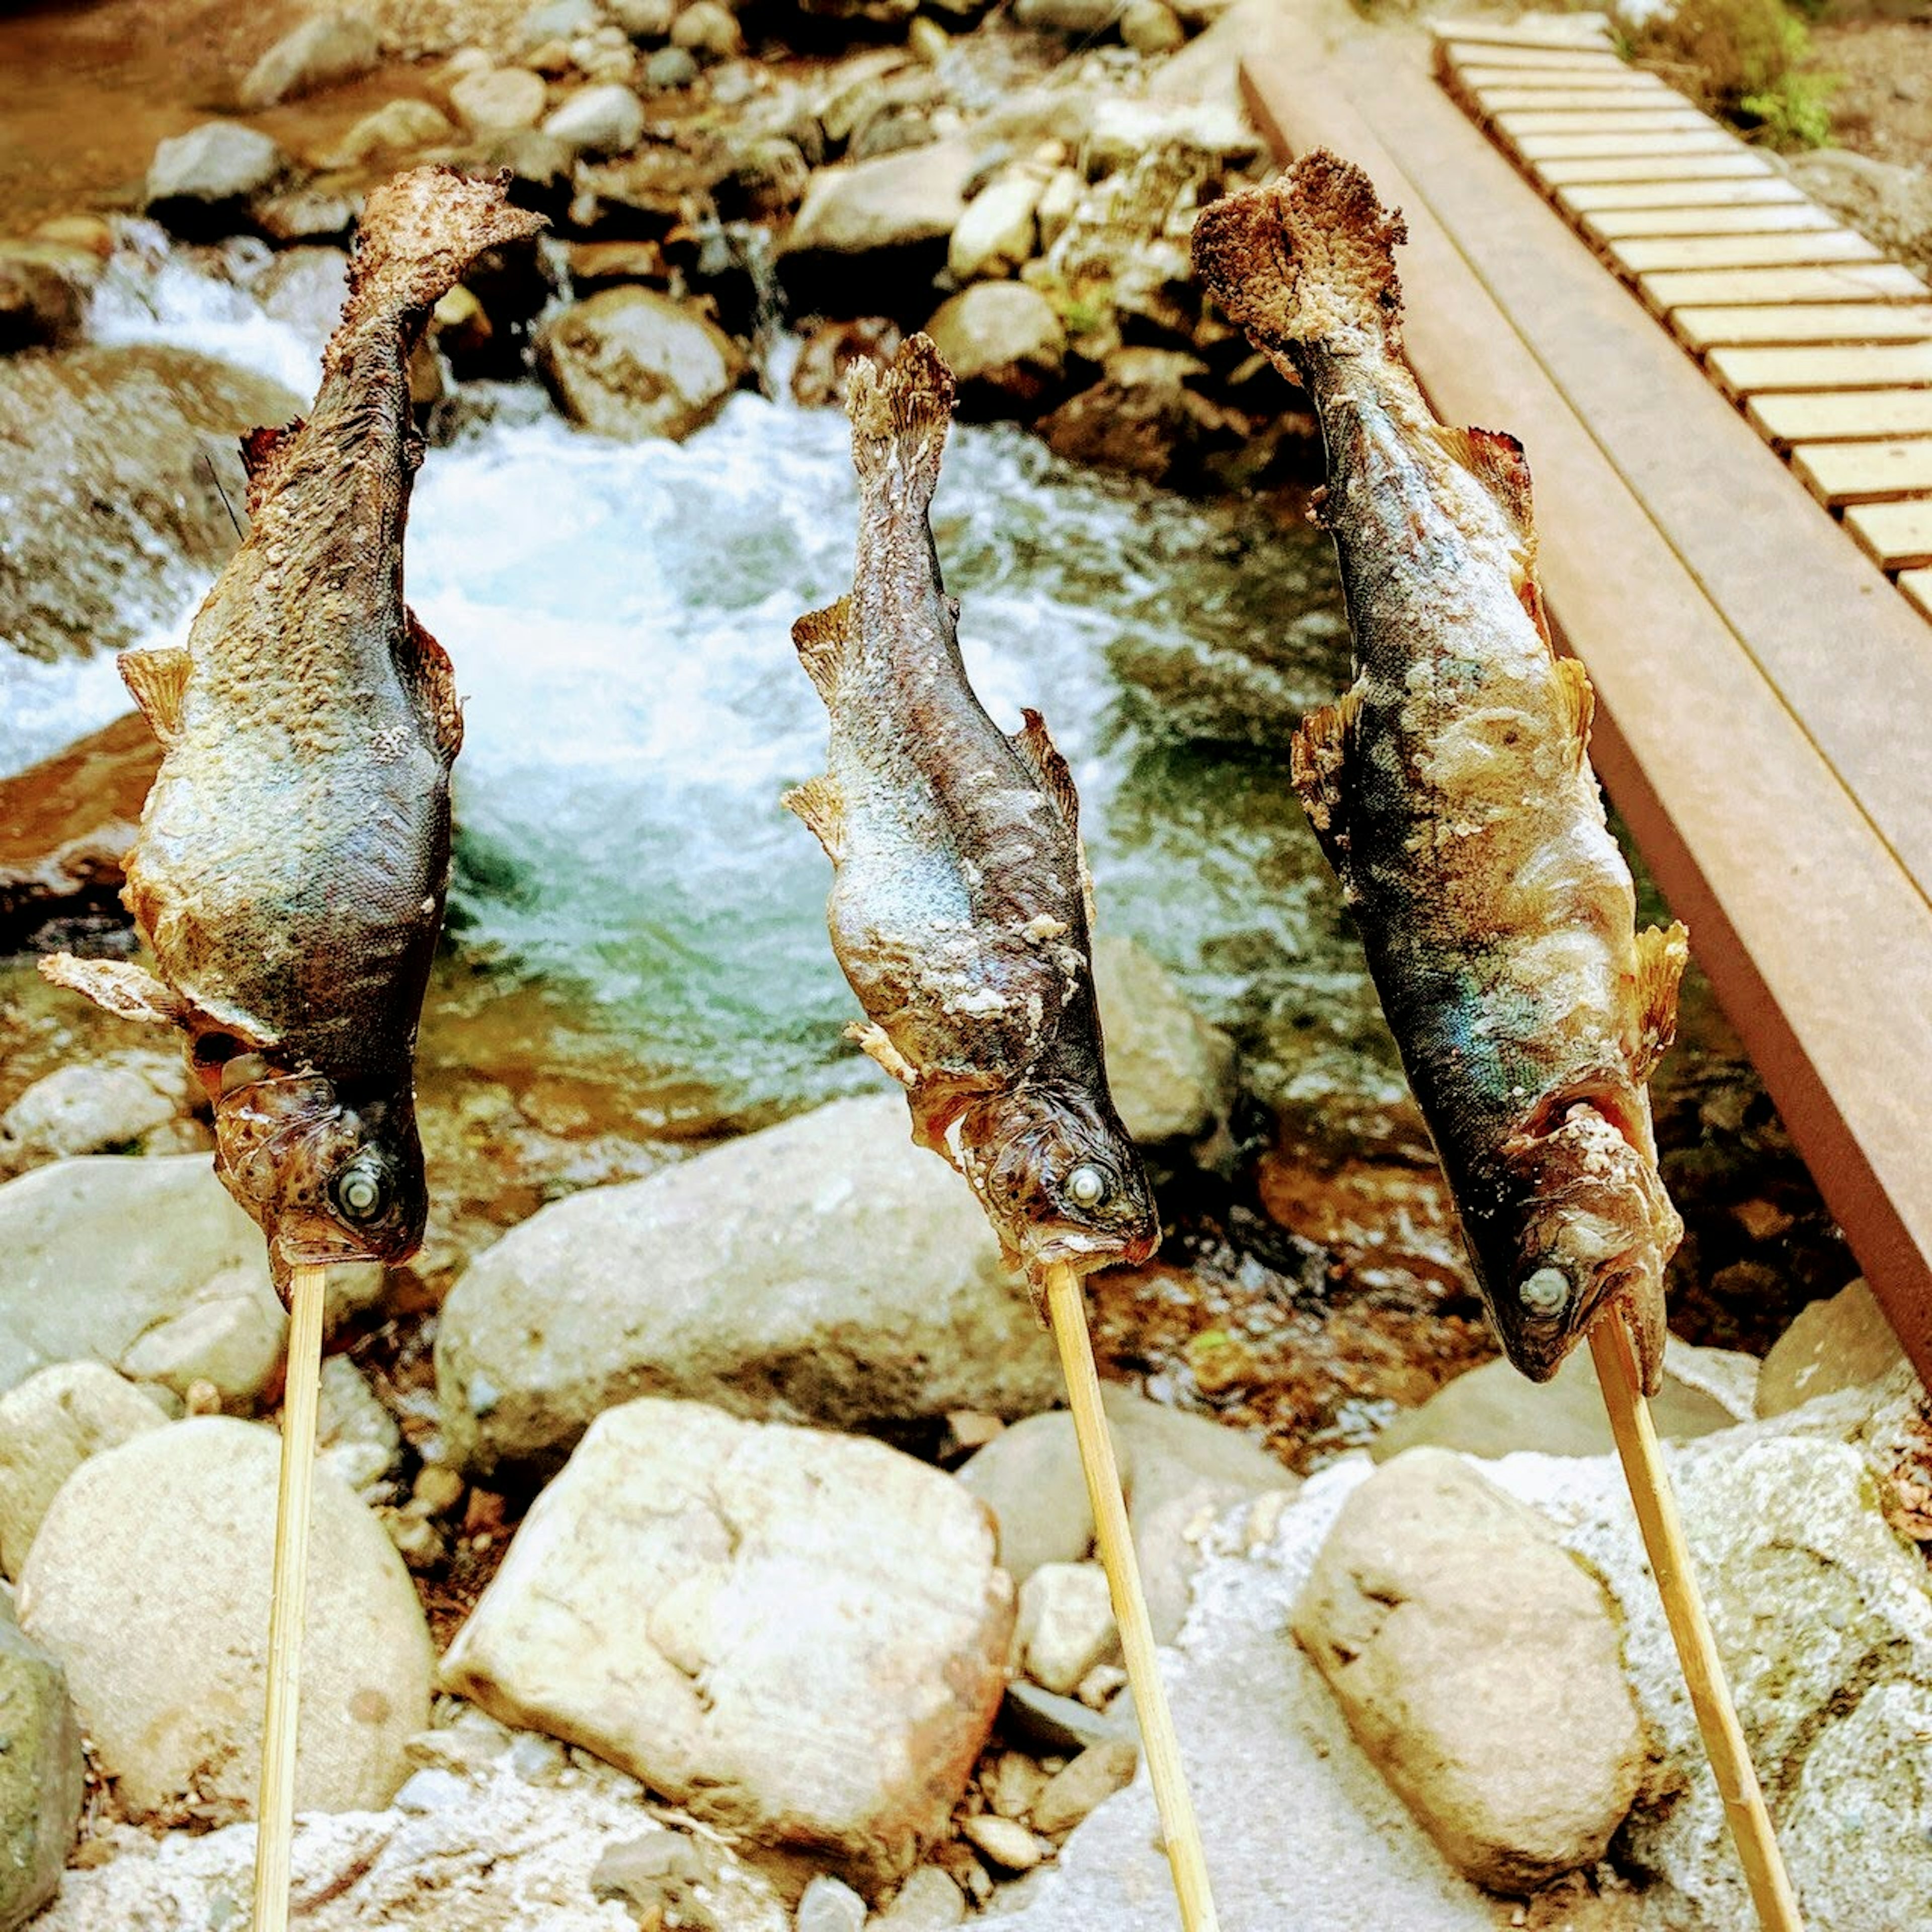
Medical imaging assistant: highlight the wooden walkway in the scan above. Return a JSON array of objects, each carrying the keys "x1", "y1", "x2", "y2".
[{"x1": 1238, "y1": 4, "x2": 1932, "y2": 1383}]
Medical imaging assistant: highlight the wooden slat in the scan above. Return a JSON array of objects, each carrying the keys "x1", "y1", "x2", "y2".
[
  {"x1": 1900, "y1": 569, "x2": 1932, "y2": 622},
  {"x1": 1559, "y1": 179, "x2": 1808, "y2": 213},
  {"x1": 1709, "y1": 342, "x2": 1932, "y2": 399},
  {"x1": 1495, "y1": 109, "x2": 1719, "y2": 138},
  {"x1": 1539, "y1": 153, "x2": 1776, "y2": 184},
  {"x1": 1845, "y1": 498, "x2": 1932, "y2": 571},
  {"x1": 1432, "y1": 16, "x2": 1617, "y2": 48},
  {"x1": 1791, "y1": 439, "x2": 1932, "y2": 507},
  {"x1": 1641, "y1": 263, "x2": 1929, "y2": 313},
  {"x1": 1441, "y1": 42, "x2": 1627, "y2": 71},
  {"x1": 1515, "y1": 130, "x2": 1743, "y2": 159},
  {"x1": 1588, "y1": 205, "x2": 1841, "y2": 242},
  {"x1": 1607, "y1": 231, "x2": 1881, "y2": 273},
  {"x1": 1673, "y1": 303, "x2": 1932, "y2": 350},
  {"x1": 1747, "y1": 389, "x2": 1932, "y2": 447},
  {"x1": 1464, "y1": 77, "x2": 1672, "y2": 103}
]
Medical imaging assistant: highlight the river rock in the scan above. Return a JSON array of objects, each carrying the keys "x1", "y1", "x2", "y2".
[
  {"x1": 436, "y1": 1094, "x2": 1058, "y2": 1479},
  {"x1": 798, "y1": 1874, "x2": 869, "y2": 1932},
  {"x1": 449, "y1": 66, "x2": 550, "y2": 135},
  {"x1": 670, "y1": 0, "x2": 744, "y2": 62},
  {"x1": 1040, "y1": 347, "x2": 1249, "y2": 491},
  {"x1": 535, "y1": 286, "x2": 745, "y2": 441},
  {"x1": 0, "y1": 1617, "x2": 84, "y2": 1929},
  {"x1": 1293, "y1": 1449, "x2": 1643, "y2": 1893},
  {"x1": 144, "y1": 122, "x2": 290, "y2": 234},
  {"x1": 317, "y1": 1356, "x2": 404, "y2": 1496},
  {"x1": 0, "y1": 1363, "x2": 168, "y2": 1579},
  {"x1": 1120, "y1": 0, "x2": 1186, "y2": 53},
  {"x1": 780, "y1": 138, "x2": 976, "y2": 318},
  {"x1": 924, "y1": 281, "x2": 1064, "y2": 418},
  {"x1": 1091, "y1": 933, "x2": 1236, "y2": 1147},
  {"x1": 1030, "y1": 1739, "x2": 1139, "y2": 1837},
  {"x1": 19, "y1": 1418, "x2": 432, "y2": 1817},
  {"x1": 541, "y1": 82, "x2": 646, "y2": 156},
  {"x1": 441, "y1": 1397, "x2": 1014, "y2": 1887},
  {"x1": 330, "y1": 97, "x2": 456, "y2": 165},
  {"x1": 1756, "y1": 1278, "x2": 1906, "y2": 1416},
  {"x1": 877, "y1": 1866, "x2": 965, "y2": 1927},
  {"x1": 1373, "y1": 1335, "x2": 1755, "y2": 1462},
  {"x1": 239, "y1": 14, "x2": 380, "y2": 110},
  {"x1": 948, "y1": 171, "x2": 1046, "y2": 283},
  {"x1": 642, "y1": 43, "x2": 698, "y2": 89},
  {"x1": 1017, "y1": 1561, "x2": 1118, "y2": 1696},
  {"x1": 0, "y1": 346, "x2": 299, "y2": 664},
  {"x1": 0, "y1": 245, "x2": 88, "y2": 354},
  {"x1": 959, "y1": 1409, "x2": 1108, "y2": 1582},
  {"x1": 612, "y1": 0, "x2": 676, "y2": 39},
  {"x1": 1013, "y1": 0, "x2": 1121, "y2": 32},
  {"x1": 0, "y1": 1154, "x2": 381, "y2": 1405},
  {"x1": 0, "y1": 1054, "x2": 189, "y2": 1171}
]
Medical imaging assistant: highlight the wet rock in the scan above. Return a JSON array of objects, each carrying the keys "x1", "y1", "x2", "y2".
[
  {"x1": 1013, "y1": 0, "x2": 1121, "y2": 33},
  {"x1": 1756, "y1": 1277, "x2": 1906, "y2": 1416},
  {"x1": 523, "y1": 0, "x2": 601, "y2": 46},
  {"x1": 449, "y1": 66, "x2": 550, "y2": 135},
  {"x1": 671, "y1": 0, "x2": 745, "y2": 63},
  {"x1": 18, "y1": 1417, "x2": 432, "y2": 1817},
  {"x1": 1030, "y1": 1739, "x2": 1138, "y2": 1838},
  {"x1": 0, "y1": 345, "x2": 299, "y2": 663},
  {"x1": 239, "y1": 14, "x2": 380, "y2": 110},
  {"x1": 1373, "y1": 1336, "x2": 1755, "y2": 1462},
  {"x1": 0, "y1": 1618, "x2": 84, "y2": 1928},
  {"x1": 1018, "y1": 1561, "x2": 1118, "y2": 1695},
  {"x1": 329, "y1": 97, "x2": 456, "y2": 166},
  {"x1": 1001, "y1": 1680, "x2": 1136, "y2": 1756},
  {"x1": 541, "y1": 82, "x2": 647, "y2": 157},
  {"x1": 0, "y1": 1154, "x2": 381, "y2": 1405},
  {"x1": 1091, "y1": 932, "x2": 1237, "y2": 1147},
  {"x1": 436, "y1": 1094, "x2": 1059, "y2": 1480},
  {"x1": 1293, "y1": 1449, "x2": 1644, "y2": 1893},
  {"x1": 144, "y1": 122, "x2": 290, "y2": 234},
  {"x1": 877, "y1": 1867, "x2": 965, "y2": 1927},
  {"x1": 0, "y1": 244, "x2": 90, "y2": 354},
  {"x1": 612, "y1": 0, "x2": 677, "y2": 39},
  {"x1": 256, "y1": 173, "x2": 364, "y2": 245},
  {"x1": 535, "y1": 286, "x2": 745, "y2": 441},
  {"x1": 1120, "y1": 0, "x2": 1185, "y2": 53},
  {"x1": 0, "y1": 1363, "x2": 168, "y2": 1580},
  {"x1": 923, "y1": 281, "x2": 1064, "y2": 418},
  {"x1": 642, "y1": 44, "x2": 700, "y2": 89},
  {"x1": 0, "y1": 1054, "x2": 188, "y2": 1170},
  {"x1": 1039, "y1": 348, "x2": 1249, "y2": 491},
  {"x1": 779, "y1": 138, "x2": 977, "y2": 320},
  {"x1": 791, "y1": 314, "x2": 903, "y2": 408},
  {"x1": 1783, "y1": 148, "x2": 1932, "y2": 278},
  {"x1": 948, "y1": 171, "x2": 1047, "y2": 283},
  {"x1": 800, "y1": 0, "x2": 919, "y2": 25},
  {"x1": 798, "y1": 1873, "x2": 869, "y2": 1931},
  {"x1": 441, "y1": 1397, "x2": 1013, "y2": 1887}
]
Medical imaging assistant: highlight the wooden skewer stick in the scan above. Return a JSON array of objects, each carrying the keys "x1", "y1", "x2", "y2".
[
  {"x1": 251, "y1": 1260, "x2": 328, "y2": 1932},
  {"x1": 1041, "y1": 1260, "x2": 1221, "y2": 1932},
  {"x1": 1589, "y1": 1308, "x2": 1804, "y2": 1932}
]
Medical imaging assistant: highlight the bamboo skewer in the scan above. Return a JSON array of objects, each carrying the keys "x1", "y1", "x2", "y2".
[
  {"x1": 1041, "y1": 1260, "x2": 1221, "y2": 1932},
  {"x1": 1589, "y1": 1308, "x2": 1804, "y2": 1932},
  {"x1": 251, "y1": 1260, "x2": 328, "y2": 1932}
]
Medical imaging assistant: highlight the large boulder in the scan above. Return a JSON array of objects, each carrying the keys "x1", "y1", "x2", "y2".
[
  {"x1": 0, "y1": 346, "x2": 300, "y2": 664},
  {"x1": 1292, "y1": 1449, "x2": 1644, "y2": 1893},
  {"x1": 144, "y1": 122, "x2": 291, "y2": 236},
  {"x1": 535, "y1": 287, "x2": 746, "y2": 441},
  {"x1": 18, "y1": 1418, "x2": 433, "y2": 1818},
  {"x1": 435, "y1": 1094, "x2": 1060, "y2": 1480},
  {"x1": 238, "y1": 14, "x2": 380, "y2": 110},
  {"x1": 441, "y1": 1398, "x2": 1013, "y2": 1888},
  {"x1": 0, "y1": 1617, "x2": 84, "y2": 1929}
]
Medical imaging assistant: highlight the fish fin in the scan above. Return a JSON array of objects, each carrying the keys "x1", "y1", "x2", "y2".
[
  {"x1": 1557, "y1": 655, "x2": 1595, "y2": 769},
  {"x1": 782, "y1": 774, "x2": 846, "y2": 862},
  {"x1": 1455, "y1": 427, "x2": 1536, "y2": 543},
  {"x1": 341, "y1": 167, "x2": 546, "y2": 343},
  {"x1": 237, "y1": 422, "x2": 302, "y2": 514},
  {"x1": 1290, "y1": 685, "x2": 1361, "y2": 881},
  {"x1": 791, "y1": 597, "x2": 853, "y2": 704},
  {"x1": 847, "y1": 334, "x2": 954, "y2": 513},
  {"x1": 1009, "y1": 709, "x2": 1081, "y2": 843},
  {"x1": 119, "y1": 647, "x2": 191, "y2": 748},
  {"x1": 398, "y1": 605, "x2": 464, "y2": 764},
  {"x1": 38, "y1": 955, "x2": 187, "y2": 1028},
  {"x1": 1191, "y1": 149, "x2": 1407, "y2": 365},
  {"x1": 847, "y1": 1020, "x2": 920, "y2": 1090},
  {"x1": 1633, "y1": 921, "x2": 1690, "y2": 1079}
]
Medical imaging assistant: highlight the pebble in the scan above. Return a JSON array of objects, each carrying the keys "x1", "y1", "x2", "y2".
[
  {"x1": 1017, "y1": 1562, "x2": 1119, "y2": 1696},
  {"x1": 413, "y1": 1464, "x2": 466, "y2": 1515},
  {"x1": 961, "y1": 1813, "x2": 1046, "y2": 1872},
  {"x1": 875, "y1": 1867, "x2": 965, "y2": 1928},
  {"x1": 1030, "y1": 1739, "x2": 1139, "y2": 1836},
  {"x1": 0, "y1": 1057, "x2": 185, "y2": 1167},
  {"x1": 671, "y1": 0, "x2": 744, "y2": 61},
  {"x1": 541, "y1": 82, "x2": 647, "y2": 158},
  {"x1": 642, "y1": 43, "x2": 699, "y2": 88},
  {"x1": 1119, "y1": 0, "x2": 1185, "y2": 54},
  {"x1": 798, "y1": 1873, "x2": 869, "y2": 1931},
  {"x1": 1002, "y1": 1681, "x2": 1137, "y2": 1756},
  {"x1": 449, "y1": 67, "x2": 549, "y2": 135},
  {"x1": 982, "y1": 1749, "x2": 1048, "y2": 1820}
]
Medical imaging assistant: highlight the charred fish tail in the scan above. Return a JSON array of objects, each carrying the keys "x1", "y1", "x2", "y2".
[
  {"x1": 1191, "y1": 150, "x2": 1408, "y2": 378},
  {"x1": 846, "y1": 332, "x2": 955, "y2": 514}
]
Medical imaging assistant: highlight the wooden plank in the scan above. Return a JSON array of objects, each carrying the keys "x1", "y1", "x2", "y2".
[
  {"x1": 1588, "y1": 205, "x2": 1840, "y2": 242},
  {"x1": 1709, "y1": 342, "x2": 1932, "y2": 398},
  {"x1": 1559, "y1": 179, "x2": 1808, "y2": 213},
  {"x1": 1538, "y1": 153, "x2": 1776, "y2": 184},
  {"x1": 1844, "y1": 498, "x2": 1932, "y2": 571},
  {"x1": 1441, "y1": 42, "x2": 1628, "y2": 71},
  {"x1": 1463, "y1": 75, "x2": 1672, "y2": 102},
  {"x1": 1474, "y1": 87, "x2": 1690, "y2": 114},
  {"x1": 1791, "y1": 439, "x2": 1932, "y2": 507},
  {"x1": 1431, "y1": 16, "x2": 1617, "y2": 49},
  {"x1": 1640, "y1": 263, "x2": 1929, "y2": 313},
  {"x1": 1747, "y1": 389, "x2": 1932, "y2": 447},
  {"x1": 1672, "y1": 303, "x2": 1932, "y2": 350},
  {"x1": 1607, "y1": 231, "x2": 1881, "y2": 273},
  {"x1": 1515, "y1": 130, "x2": 1743, "y2": 159},
  {"x1": 1496, "y1": 109, "x2": 1719, "y2": 137},
  {"x1": 1900, "y1": 569, "x2": 1932, "y2": 622}
]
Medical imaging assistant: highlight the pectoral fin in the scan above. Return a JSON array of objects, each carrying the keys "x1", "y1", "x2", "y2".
[
  {"x1": 782, "y1": 774, "x2": 846, "y2": 863},
  {"x1": 792, "y1": 598, "x2": 853, "y2": 705},
  {"x1": 399, "y1": 606, "x2": 464, "y2": 765},
  {"x1": 1633, "y1": 921, "x2": 1690, "y2": 1078},
  {"x1": 1290, "y1": 684, "x2": 1360, "y2": 883},
  {"x1": 119, "y1": 648, "x2": 191, "y2": 748},
  {"x1": 1557, "y1": 655, "x2": 1594, "y2": 771},
  {"x1": 38, "y1": 955, "x2": 187, "y2": 1028}
]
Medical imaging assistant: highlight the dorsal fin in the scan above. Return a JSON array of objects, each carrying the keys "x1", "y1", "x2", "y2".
[
  {"x1": 1290, "y1": 683, "x2": 1361, "y2": 886},
  {"x1": 791, "y1": 597, "x2": 853, "y2": 705},
  {"x1": 1556, "y1": 655, "x2": 1594, "y2": 770},
  {"x1": 238, "y1": 421, "x2": 303, "y2": 515},
  {"x1": 1457, "y1": 425, "x2": 1535, "y2": 544},
  {"x1": 398, "y1": 605, "x2": 463, "y2": 765},
  {"x1": 1633, "y1": 921, "x2": 1690, "y2": 1078},
  {"x1": 782, "y1": 774, "x2": 845, "y2": 863},
  {"x1": 38, "y1": 955, "x2": 188, "y2": 1028},
  {"x1": 1009, "y1": 708, "x2": 1080, "y2": 841},
  {"x1": 119, "y1": 647, "x2": 191, "y2": 747}
]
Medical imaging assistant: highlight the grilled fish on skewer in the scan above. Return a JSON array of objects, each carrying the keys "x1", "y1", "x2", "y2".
[
  {"x1": 42, "y1": 167, "x2": 544, "y2": 1294},
  {"x1": 786, "y1": 336, "x2": 1157, "y2": 1282},
  {"x1": 1193, "y1": 151, "x2": 1686, "y2": 1392}
]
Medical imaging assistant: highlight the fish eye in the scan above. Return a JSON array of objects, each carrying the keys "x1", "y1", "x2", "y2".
[
  {"x1": 1518, "y1": 1266, "x2": 1571, "y2": 1318},
  {"x1": 331, "y1": 1158, "x2": 391, "y2": 1226},
  {"x1": 1066, "y1": 1164, "x2": 1109, "y2": 1209}
]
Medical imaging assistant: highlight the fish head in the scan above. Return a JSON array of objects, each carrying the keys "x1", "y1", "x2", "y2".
[
  {"x1": 209, "y1": 1056, "x2": 428, "y2": 1285},
  {"x1": 1475, "y1": 1098, "x2": 1676, "y2": 1388},
  {"x1": 960, "y1": 1085, "x2": 1159, "y2": 1277}
]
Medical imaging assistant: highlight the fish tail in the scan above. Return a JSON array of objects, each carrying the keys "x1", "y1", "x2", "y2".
[
  {"x1": 847, "y1": 334, "x2": 954, "y2": 512},
  {"x1": 343, "y1": 166, "x2": 546, "y2": 335},
  {"x1": 1191, "y1": 149, "x2": 1407, "y2": 368}
]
